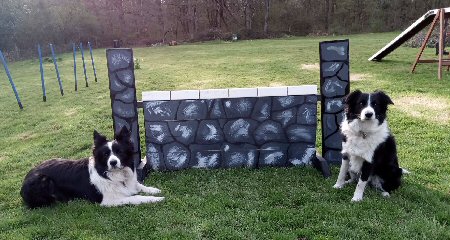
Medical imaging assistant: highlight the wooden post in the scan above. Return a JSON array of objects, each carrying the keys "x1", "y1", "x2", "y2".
[
  {"x1": 439, "y1": 8, "x2": 444, "y2": 80},
  {"x1": 411, "y1": 9, "x2": 441, "y2": 73}
]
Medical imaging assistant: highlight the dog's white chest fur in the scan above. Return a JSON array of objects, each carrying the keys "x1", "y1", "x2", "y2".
[{"x1": 341, "y1": 118, "x2": 390, "y2": 165}]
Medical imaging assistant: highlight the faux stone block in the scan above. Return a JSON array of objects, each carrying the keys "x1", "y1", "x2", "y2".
[
  {"x1": 306, "y1": 95, "x2": 317, "y2": 103},
  {"x1": 324, "y1": 132, "x2": 343, "y2": 149},
  {"x1": 288, "y1": 144, "x2": 316, "y2": 166},
  {"x1": 196, "y1": 120, "x2": 224, "y2": 144},
  {"x1": 113, "y1": 101, "x2": 136, "y2": 118},
  {"x1": 251, "y1": 97, "x2": 272, "y2": 122},
  {"x1": 115, "y1": 88, "x2": 136, "y2": 103},
  {"x1": 144, "y1": 101, "x2": 179, "y2": 121},
  {"x1": 324, "y1": 150, "x2": 342, "y2": 164},
  {"x1": 272, "y1": 107, "x2": 297, "y2": 127},
  {"x1": 324, "y1": 98, "x2": 344, "y2": 114},
  {"x1": 259, "y1": 143, "x2": 289, "y2": 167},
  {"x1": 168, "y1": 121, "x2": 198, "y2": 145},
  {"x1": 323, "y1": 114, "x2": 337, "y2": 138},
  {"x1": 222, "y1": 143, "x2": 258, "y2": 168},
  {"x1": 223, "y1": 119, "x2": 258, "y2": 144},
  {"x1": 320, "y1": 41, "x2": 349, "y2": 62},
  {"x1": 189, "y1": 144, "x2": 222, "y2": 169},
  {"x1": 116, "y1": 69, "x2": 135, "y2": 87},
  {"x1": 337, "y1": 63, "x2": 349, "y2": 81},
  {"x1": 321, "y1": 62, "x2": 342, "y2": 78},
  {"x1": 177, "y1": 100, "x2": 207, "y2": 120},
  {"x1": 108, "y1": 50, "x2": 132, "y2": 71},
  {"x1": 297, "y1": 104, "x2": 317, "y2": 125},
  {"x1": 272, "y1": 96, "x2": 304, "y2": 111},
  {"x1": 254, "y1": 120, "x2": 286, "y2": 145},
  {"x1": 110, "y1": 74, "x2": 126, "y2": 92},
  {"x1": 322, "y1": 76, "x2": 348, "y2": 98},
  {"x1": 224, "y1": 98, "x2": 256, "y2": 118},
  {"x1": 113, "y1": 116, "x2": 130, "y2": 133},
  {"x1": 286, "y1": 125, "x2": 316, "y2": 143},
  {"x1": 146, "y1": 143, "x2": 164, "y2": 171},
  {"x1": 146, "y1": 122, "x2": 174, "y2": 144},
  {"x1": 163, "y1": 142, "x2": 190, "y2": 170},
  {"x1": 209, "y1": 99, "x2": 227, "y2": 119}
]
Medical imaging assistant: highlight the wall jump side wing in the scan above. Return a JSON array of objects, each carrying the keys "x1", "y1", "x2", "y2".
[
  {"x1": 106, "y1": 48, "x2": 144, "y2": 181},
  {"x1": 319, "y1": 39, "x2": 350, "y2": 164}
]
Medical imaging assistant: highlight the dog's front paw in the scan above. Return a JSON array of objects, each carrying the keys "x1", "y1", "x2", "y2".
[
  {"x1": 144, "y1": 186, "x2": 161, "y2": 195},
  {"x1": 147, "y1": 196, "x2": 164, "y2": 203},
  {"x1": 351, "y1": 196, "x2": 363, "y2": 202},
  {"x1": 333, "y1": 183, "x2": 345, "y2": 189},
  {"x1": 381, "y1": 192, "x2": 390, "y2": 197}
]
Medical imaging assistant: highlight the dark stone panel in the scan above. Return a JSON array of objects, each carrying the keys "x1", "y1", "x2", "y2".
[
  {"x1": 254, "y1": 120, "x2": 286, "y2": 145},
  {"x1": 209, "y1": 99, "x2": 227, "y2": 119},
  {"x1": 116, "y1": 69, "x2": 135, "y2": 87},
  {"x1": 251, "y1": 97, "x2": 272, "y2": 122},
  {"x1": 145, "y1": 121, "x2": 174, "y2": 144},
  {"x1": 321, "y1": 62, "x2": 342, "y2": 78},
  {"x1": 286, "y1": 125, "x2": 316, "y2": 143},
  {"x1": 322, "y1": 76, "x2": 348, "y2": 98},
  {"x1": 306, "y1": 95, "x2": 317, "y2": 103},
  {"x1": 324, "y1": 132, "x2": 343, "y2": 149},
  {"x1": 222, "y1": 143, "x2": 258, "y2": 168},
  {"x1": 337, "y1": 63, "x2": 349, "y2": 81},
  {"x1": 196, "y1": 120, "x2": 224, "y2": 144},
  {"x1": 107, "y1": 49, "x2": 132, "y2": 71},
  {"x1": 110, "y1": 74, "x2": 126, "y2": 92},
  {"x1": 189, "y1": 144, "x2": 222, "y2": 169},
  {"x1": 177, "y1": 100, "x2": 208, "y2": 120},
  {"x1": 297, "y1": 104, "x2": 317, "y2": 125},
  {"x1": 259, "y1": 142, "x2": 289, "y2": 167},
  {"x1": 320, "y1": 41, "x2": 349, "y2": 62},
  {"x1": 113, "y1": 101, "x2": 136, "y2": 118},
  {"x1": 324, "y1": 98, "x2": 344, "y2": 114},
  {"x1": 129, "y1": 120, "x2": 140, "y2": 152},
  {"x1": 146, "y1": 143, "x2": 165, "y2": 171},
  {"x1": 288, "y1": 143, "x2": 316, "y2": 166},
  {"x1": 323, "y1": 114, "x2": 337, "y2": 139},
  {"x1": 168, "y1": 121, "x2": 198, "y2": 145},
  {"x1": 163, "y1": 142, "x2": 190, "y2": 170},
  {"x1": 113, "y1": 116, "x2": 130, "y2": 133},
  {"x1": 272, "y1": 96, "x2": 305, "y2": 111},
  {"x1": 223, "y1": 119, "x2": 258, "y2": 144},
  {"x1": 219, "y1": 119, "x2": 227, "y2": 129},
  {"x1": 272, "y1": 107, "x2": 297, "y2": 127},
  {"x1": 324, "y1": 150, "x2": 342, "y2": 164},
  {"x1": 337, "y1": 111, "x2": 345, "y2": 125},
  {"x1": 115, "y1": 88, "x2": 136, "y2": 103},
  {"x1": 224, "y1": 98, "x2": 256, "y2": 118},
  {"x1": 143, "y1": 100, "x2": 179, "y2": 121}
]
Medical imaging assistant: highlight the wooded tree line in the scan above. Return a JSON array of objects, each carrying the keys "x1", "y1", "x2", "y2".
[{"x1": 2, "y1": 0, "x2": 450, "y2": 60}]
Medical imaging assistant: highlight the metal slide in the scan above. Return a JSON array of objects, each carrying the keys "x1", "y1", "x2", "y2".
[{"x1": 369, "y1": 8, "x2": 450, "y2": 61}]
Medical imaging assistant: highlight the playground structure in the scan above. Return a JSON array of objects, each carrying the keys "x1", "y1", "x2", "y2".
[
  {"x1": 106, "y1": 40, "x2": 350, "y2": 181},
  {"x1": 369, "y1": 7, "x2": 450, "y2": 79},
  {"x1": 0, "y1": 41, "x2": 99, "y2": 108}
]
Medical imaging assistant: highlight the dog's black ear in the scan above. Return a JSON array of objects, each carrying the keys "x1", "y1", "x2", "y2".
[
  {"x1": 345, "y1": 90, "x2": 362, "y2": 104},
  {"x1": 93, "y1": 130, "x2": 107, "y2": 146},
  {"x1": 375, "y1": 90, "x2": 394, "y2": 105},
  {"x1": 114, "y1": 126, "x2": 131, "y2": 143}
]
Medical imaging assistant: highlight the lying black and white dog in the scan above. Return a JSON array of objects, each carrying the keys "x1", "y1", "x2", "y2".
[
  {"x1": 333, "y1": 90, "x2": 408, "y2": 202},
  {"x1": 21, "y1": 128, "x2": 164, "y2": 208}
]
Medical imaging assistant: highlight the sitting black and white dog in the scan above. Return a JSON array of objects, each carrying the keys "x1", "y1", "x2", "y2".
[
  {"x1": 21, "y1": 128, "x2": 164, "y2": 208},
  {"x1": 333, "y1": 90, "x2": 408, "y2": 202}
]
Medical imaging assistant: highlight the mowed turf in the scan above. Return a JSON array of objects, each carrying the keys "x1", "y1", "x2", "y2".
[{"x1": 0, "y1": 32, "x2": 449, "y2": 239}]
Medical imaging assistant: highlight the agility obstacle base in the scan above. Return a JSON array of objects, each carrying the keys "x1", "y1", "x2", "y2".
[{"x1": 106, "y1": 40, "x2": 350, "y2": 181}]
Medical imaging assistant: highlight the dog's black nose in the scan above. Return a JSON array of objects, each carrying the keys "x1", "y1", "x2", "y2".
[
  {"x1": 365, "y1": 112, "x2": 373, "y2": 118},
  {"x1": 110, "y1": 160, "x2": 117, "y2": 166}
]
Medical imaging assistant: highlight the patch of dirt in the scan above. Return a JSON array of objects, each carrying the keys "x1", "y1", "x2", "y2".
[
  {"x1": 394, "y1": 95, "x2": 450, "y2": 125},
  {"x1": 269, "y1": 82, "x2": 285, "y2": 87},
  {"x1": 16, "y1": 131, "x2": 37, "y2": 141},
  {"x1": 300, "y1": 63, "x2": 320, "y2": 71},
  {"x1": 351, "y1": 73, "x2": 372, "y2": 81},
  {"x1": 64, "y1": 108, "x2": 78, "y2": 116},
  {"x1": 0, "y1": 156, "x2": 6, "y2": 162}
]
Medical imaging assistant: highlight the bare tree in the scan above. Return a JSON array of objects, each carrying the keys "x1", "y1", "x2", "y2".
[{"x1": 264, "y1": 0, "x2": 270, "y2": 35}]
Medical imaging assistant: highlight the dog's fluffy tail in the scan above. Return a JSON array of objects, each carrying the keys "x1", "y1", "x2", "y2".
[{"x1": 137, "y1": 156, "x2": 147, "y2": 169}]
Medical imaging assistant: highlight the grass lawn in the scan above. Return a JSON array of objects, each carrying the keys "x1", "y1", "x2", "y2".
[{"x1": 0, "y1": 32, "x2": 449, "y2": 239}]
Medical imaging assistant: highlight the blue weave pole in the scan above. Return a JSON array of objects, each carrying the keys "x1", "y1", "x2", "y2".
[
  {"x1": 80, "y1": 42, "x2": 88, "y2": 87},
  {"x1": 88, "y1": 41, "x2": 98, "y2": 82},
  {"x1": 73, "y1": 43, "x2": 78, "y2": 91},
  {"x1": 0, "y1": 50, "x2": 23, "y2": 109},
  {"x1": 37, "y1": 44, "x2": 47, "y2": 101},
  {"x1": 49, "y1": 43, "x2": 64, "y2": 96}
]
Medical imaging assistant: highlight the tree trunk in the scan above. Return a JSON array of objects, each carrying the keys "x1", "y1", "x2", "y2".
[
  {"x1": 264, "y1": 0, "x2": 270, "y2": 35},
  {"x1": 244, "y1": 0, "x2": 252, "y2": 31}
]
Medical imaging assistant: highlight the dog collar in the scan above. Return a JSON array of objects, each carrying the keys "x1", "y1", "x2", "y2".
[{"x1": 360, "y1": 131, "x2": 367, "y2": 139}]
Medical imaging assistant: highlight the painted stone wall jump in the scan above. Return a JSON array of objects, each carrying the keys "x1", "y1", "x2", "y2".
[
  {"x1": 142, "y1": 86, "x2": 318, "y2": 171},
  {"x1": 106, "y1": 49, "x2": 143, "y2": 179},
  {"x1": 319, "y1": 39, "x2": 350, "y2": 164}
]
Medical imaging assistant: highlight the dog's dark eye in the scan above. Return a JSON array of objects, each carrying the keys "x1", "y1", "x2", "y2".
[
  {"x1": 372, "y1": 102, "x2": 377, "y2": 106},
  {"x1": 359, "y1": 102, "x2": 364, "y2": 105},
  {"x1": 116, "y1": 149, "x2": 122, "y2": 154},
  {"x1": 104, "y1": 152, "x2": 109, "y2": 157}
]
